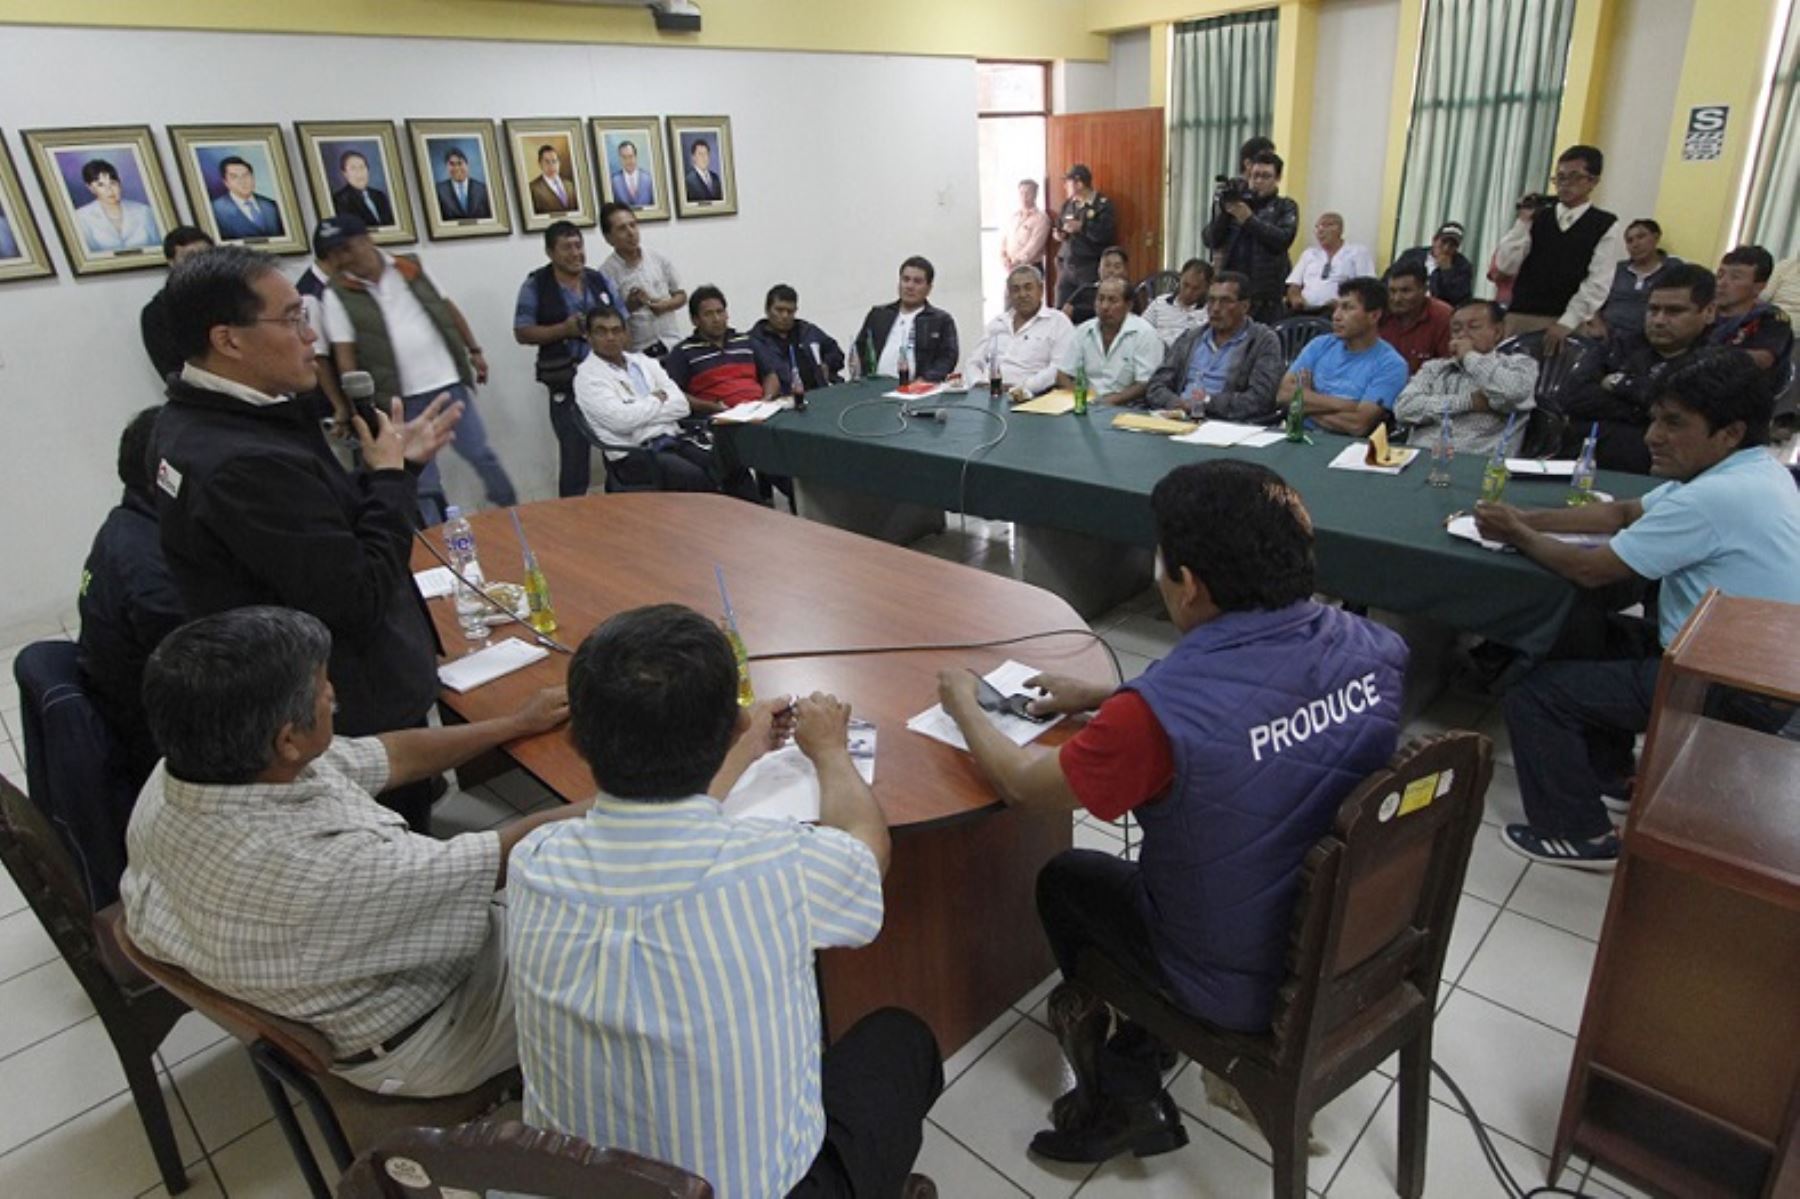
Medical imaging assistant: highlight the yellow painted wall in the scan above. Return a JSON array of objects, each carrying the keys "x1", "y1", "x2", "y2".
[
  {"x1": 1272, "y1": 0, "x2": 1319, "y2": 218},
  {"x1": 1553, "y1": 0, "x2": 1619, "y2": 152},
  {"x1": 1653, "y1": 0, "x2": 1781, "y2": 261},
  {"x1": 0, "y1": 0, "x2": 1109, "y2": 60},
  {"x1": 1376, "y1": 0, "x2": 1424, "y2": 264}
]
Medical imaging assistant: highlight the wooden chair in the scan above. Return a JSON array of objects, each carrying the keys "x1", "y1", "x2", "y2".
[
  {"x1": 107, "y1": 913, "x2": 519, "y2": 1199},
  {"x1": 1273, "y1": 315, "x2": 1332, "y2": 365},
  {"x1": 1072, "y1": 732, "x2": 1493, "y2": 1198},
  {"x1": 335, "y1": 1120, "x2": 713, "y2": 1198},
  {"x1": 0, "y1": 775, "x2": 192, "y2": 1194}
]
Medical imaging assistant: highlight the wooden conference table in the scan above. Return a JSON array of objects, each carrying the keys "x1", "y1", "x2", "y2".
[{"x1": 412, "y1": 492, "x2": 1113, "y2": 1055}]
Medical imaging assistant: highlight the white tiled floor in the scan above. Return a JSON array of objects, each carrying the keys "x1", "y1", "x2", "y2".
[{"x1": 0, "y1": 528, "x2": 1633, "y2": 1197}]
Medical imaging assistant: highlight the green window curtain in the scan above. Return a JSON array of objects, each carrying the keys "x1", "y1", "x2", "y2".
[
  {"x1": 1169, "y1": 9, "x2": 1278, "y2": 268},
  {"x1": 1392, "y1": 0, "x2": 1575, "y2": 282},
  {"x1": 1746, "y1": 4, "x2": 1800, "y2": 258}
]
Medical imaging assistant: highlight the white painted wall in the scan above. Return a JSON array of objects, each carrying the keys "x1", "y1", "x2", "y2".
[
  {"x1": 0, "y1": 27, "x2": 980, "y2": 638},
  {"x1": 1111, "y1": 29, "x2": 1154, "y2": 111},
  {"x1": 1306, "y1": 0, "x2": 1402, "y2": 255},
  {"x1": 1595, "y1": 0, "x2": 1695, "y2": 237}
]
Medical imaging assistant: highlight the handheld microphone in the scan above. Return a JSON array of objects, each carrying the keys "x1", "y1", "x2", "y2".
[{"x1": 339, "y1": 370, "x2": 385, "y2": 434}]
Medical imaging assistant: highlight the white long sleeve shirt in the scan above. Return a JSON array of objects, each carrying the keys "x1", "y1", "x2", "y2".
[
  {"x1": 572, "y1": 351, "x2": 691, "y2": 458},
  {"x1": 1492, "y1": 203, "x2": 1626, "y2": 331},
  {"x1": 969, "y1": 305, "x2": 1075, "y2": 395}
]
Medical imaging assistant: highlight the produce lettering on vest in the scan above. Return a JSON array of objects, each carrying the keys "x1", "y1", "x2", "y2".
[{"x1": 1248, "y1": 672, "x2": 1383, "y2": 762}]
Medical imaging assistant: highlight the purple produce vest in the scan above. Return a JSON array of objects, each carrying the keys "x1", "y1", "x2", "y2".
[{"x1": 1123, "y1": 601, "x2": 1407, "y2": 1030}]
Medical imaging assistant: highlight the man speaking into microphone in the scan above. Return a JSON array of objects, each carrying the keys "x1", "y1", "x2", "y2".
[{"x1": 150, "y1": 245, "x2": 464, "y2": 831}]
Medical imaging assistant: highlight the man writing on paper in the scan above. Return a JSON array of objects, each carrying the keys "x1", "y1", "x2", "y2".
[
  {"x1": 1473, "y1": 350, "x2": 1800, "y2": 870},
  {"x1": 1280, "y1": 277, "x2": 1410, "y2": 437},
  {"x1": 122, "y1": 606, "x2": 581, "y2": 1098},
  {"x1": 1144, "y1": 270, "x2": 1284, "y2": 421},
  {"x1": 151, "y1": 246, "x2": 463, "y2": 832},
  {"x1": 1057, "y1": 278, "x2": 1163, "y2": 408},
  {"x1": 935, "y1": 461, "x2": 1406, "y2": 1165},
  {"x1": 509, "y1": 605, "x2": 942, "y2": 1198},
  {"x1": 969, "y1": 265, "x2": 1074, "y2": 400}
]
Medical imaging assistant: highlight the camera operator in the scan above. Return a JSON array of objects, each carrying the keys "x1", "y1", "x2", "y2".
[
  {"x1": 1053, "y1": 164, "x2": 1116, "y2": 309},
  {"x1": 1493, "y1": 144, "x2": 1623, "y2": 354},
  {"x1": 1203, "y1": 151, "x2": 1298, "y2": 326}
]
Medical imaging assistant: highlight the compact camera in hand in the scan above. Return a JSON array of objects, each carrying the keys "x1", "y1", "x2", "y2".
[{"x1": 1214, "y1": 175, "x2": 1252, "y2": 206}]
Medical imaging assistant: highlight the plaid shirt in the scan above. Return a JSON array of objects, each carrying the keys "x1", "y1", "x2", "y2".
[{"x1": 121, "y1": 737, "x2": 501, "y2": 1055}]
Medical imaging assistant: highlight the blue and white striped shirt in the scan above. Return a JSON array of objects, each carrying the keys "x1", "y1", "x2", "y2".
[{"x1": 508, "y1": 795, "x2": 884, "y2": 1198}]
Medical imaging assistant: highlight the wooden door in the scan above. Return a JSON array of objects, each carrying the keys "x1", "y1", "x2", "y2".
[{"x1": 1047, "y1": 108, "x2": 1166, "y2": 293}]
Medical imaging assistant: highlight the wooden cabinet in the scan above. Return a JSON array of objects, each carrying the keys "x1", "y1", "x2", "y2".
[{"x1": 1552, "y1": 592, "x2": 1800, "y2": 1198}]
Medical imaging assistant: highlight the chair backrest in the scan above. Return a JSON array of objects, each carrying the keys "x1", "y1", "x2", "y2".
[
  {"x1": 1266, "y1": 732, "x2": 1492, "y2": 1069},
  {"x1": 110, "y1": 913, "x2": 339, "y2": 1076},
  {"x1": 1496, "y1": 330, "x2": 1595, "y2": 414},
  {"x1": 0, "y1": 772, "x2": 124, "y2": 999},
  {"x1": 335, "y1": 1120, "x2": 713, "y2": 1198},
  {"x1": 13, "y1": 640, "x2": 139, "y2": 909},
  {"x1": 1133, "y1": 270, "x2": 1182, "y2": 313},
  {"x1": 1274, "y1": 316, "x2": 1332, "y2": 365}
]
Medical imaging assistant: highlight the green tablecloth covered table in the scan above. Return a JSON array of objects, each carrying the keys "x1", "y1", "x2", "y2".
[{"x1": 717, "y1": 380, "x2": 1655, "y2": 657}]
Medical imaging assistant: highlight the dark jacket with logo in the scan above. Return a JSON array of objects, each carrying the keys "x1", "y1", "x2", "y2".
[
  {"x1": 151, "y1": 377, "x2": 439, "y2": 736},
  {"x1": 1203, "y1": 193, "x2": 1300, "y2": 302},
  {"x1": 852, "y1": 302, "x2": 959, "y2": 382}
]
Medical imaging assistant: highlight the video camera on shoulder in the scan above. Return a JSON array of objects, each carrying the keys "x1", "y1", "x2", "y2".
[{"x1": 1214, "y1": 175, "x2": 1253, "y2": 206}]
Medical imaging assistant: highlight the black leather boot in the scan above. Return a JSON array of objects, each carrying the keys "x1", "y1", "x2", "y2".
[
  {"x1": 1045, "y1": 981, "x2": 1111, "y2": 1132},
  {"x1": 1029, "y1": 1090, "x2": 1190, "y2": 1163}
]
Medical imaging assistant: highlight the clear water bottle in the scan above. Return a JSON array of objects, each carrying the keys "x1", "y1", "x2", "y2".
[
  {"x1": 1567, "y1": 421, "x2": 1599, "y2": 506},
  {"x1": 1427, "y1": 404, "x2": 1455, "y2": 488},
  {"x1": 442, "y1": 506, "x2": 491, "y2": 644}
]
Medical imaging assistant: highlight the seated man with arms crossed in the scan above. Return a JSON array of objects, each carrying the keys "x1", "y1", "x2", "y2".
[
  {"x1": 969, "y1": 264, "x2": 1074, "y2": 400},
  {"x1": 1281, "y1": 277, "x2": 1410, "y2": 436},
  {"x1": 935, "y1": 461, "x2": 1406, "y2": 1163},
  {"x1": 1394, "y1": 299, "x2": 1539, "y2": 455},
  {"x1": 1144, "y1": 270, "x2": 1284, "y2": 421},
  {"x1": 1475, "y1": 350, "x2": 1800, "y2": 869},
  {"x1": 121, "y1": 606, "x2": 579, "y2": 1097},
  {"x1": 509, "y1": 605, "x2": 942, "y2": 1198},
  {"x1": 1057, "y1": 277, "x2": 1164, "y2": 408},
  {"x1": 572, "y1": 306, "x2": 757, "y2": 500}
]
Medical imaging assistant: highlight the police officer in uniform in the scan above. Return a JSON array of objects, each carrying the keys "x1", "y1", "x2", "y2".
[{"x1": 1053, "y1": 164, "x2": 1116, "y2": 310}]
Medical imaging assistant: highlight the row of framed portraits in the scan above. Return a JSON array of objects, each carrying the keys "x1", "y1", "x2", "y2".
[{"x1": 0, "y1": 114, "x2": 738, "y2": 280}]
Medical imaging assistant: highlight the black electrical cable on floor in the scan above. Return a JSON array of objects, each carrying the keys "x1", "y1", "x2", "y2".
[{"x1": 1430, "y1": 1062, "x2": 1597, "y2": 1198}]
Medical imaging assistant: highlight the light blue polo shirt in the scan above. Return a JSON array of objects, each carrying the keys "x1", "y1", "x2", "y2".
[
  {"x1": 1610, "y1": 447, "x2": 1800, "y2": 644},
  {"x1": 1292, "y1": 335, "x2": 1409, "y2": 409}
]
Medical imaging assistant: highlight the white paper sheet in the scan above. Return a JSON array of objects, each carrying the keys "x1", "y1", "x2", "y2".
[
  {"x1": 1446, "y1": 513, "x2": 1613, "y2": 552},
  {"x1": 1327, "y1": 442, "x2": 1419, "y2": 475},
  {"x1": 1172, "y1": 420, "x2": 1272, "y2": 447},
  {"x1": 1505, "y1": 458, "x2": 1578, "y2": 476},
  {"x1": 436, "y1": 638, "x2": 549, "y2": 692},
  {"x1": 720, "y1": 719, "x2": 877, "y2": 824},
  {"x1": 711, "y1": 398, "x2": 796, "y2": 425},
  {"x1": 413, "y1": 567, "x2": 456, "y2": 600},
  {"x1": 907, "y1": 660, "x2": 1061, "y2": 752}
]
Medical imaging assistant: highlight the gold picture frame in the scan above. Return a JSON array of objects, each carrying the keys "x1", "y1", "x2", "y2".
[
  {"x1": 504, "y1": 116, "x2": 597, "y2": 233},
  {"x1": 0, "y1": 133, "x2": 55, "y2": 282},
  {"x1": 168, "y1": 123, "x2": 308, "y2": 255},
  {"x1": 22, "y1": 124, "x2": 181, "y2": 276},
  {"x1": 295, "y1": 120, "x2": 417, "y2": 246},
  {"x1": 592, "y1": 116, "x2": 671, "y2": 223},
  {"x1": 407, "y1": 118, "x2": 513, "y2": 241},
  {"x1": 667, "y1": 114, "x2": 738, "y2": 219}
]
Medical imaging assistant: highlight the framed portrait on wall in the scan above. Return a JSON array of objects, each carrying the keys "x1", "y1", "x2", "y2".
[
  {"x1": 667, "y1": 115, "x2": 738, "y2": 219},
  {"x1": 167, "y1": 124, "x2": 308, "y2": 255},
  {"x1": 503, "y1": 117, "x2": 596, "y2": 232},
  {"x1": 0, "y1": 134, "x2": 55, "y2": 282},
  {"x1": 591, "y1": 116, "x2": 670, "y2": 222},
  {"x1": 407, "y1": 118, "x2": 512, "y2": 241},
  {"x1": 295, "y1": 120, "x2": 417, "y2": 245},
  {"x1": 21, "y1": 125, "x2": 181, "y2": 276}
]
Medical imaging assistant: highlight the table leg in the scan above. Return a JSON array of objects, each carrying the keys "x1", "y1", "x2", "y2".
[
  {"x1": 1015, "y1": 523, "x2": 1154, "y2": 621},
  {"x1": 795, "y1": 479, "x2": 946, "y2": 544},
  {"x1": 817, "y1": 803, "x2": 1071, "y2": 1057}
]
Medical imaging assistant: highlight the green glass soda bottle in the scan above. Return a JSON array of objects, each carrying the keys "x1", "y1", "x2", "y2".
[
  {"x1": 1073, "y1": 361, "x2": 1090, "y2": 415},
  {"x1": 1283, "y1": 381, "x2": 1306, "y2": 442}
]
